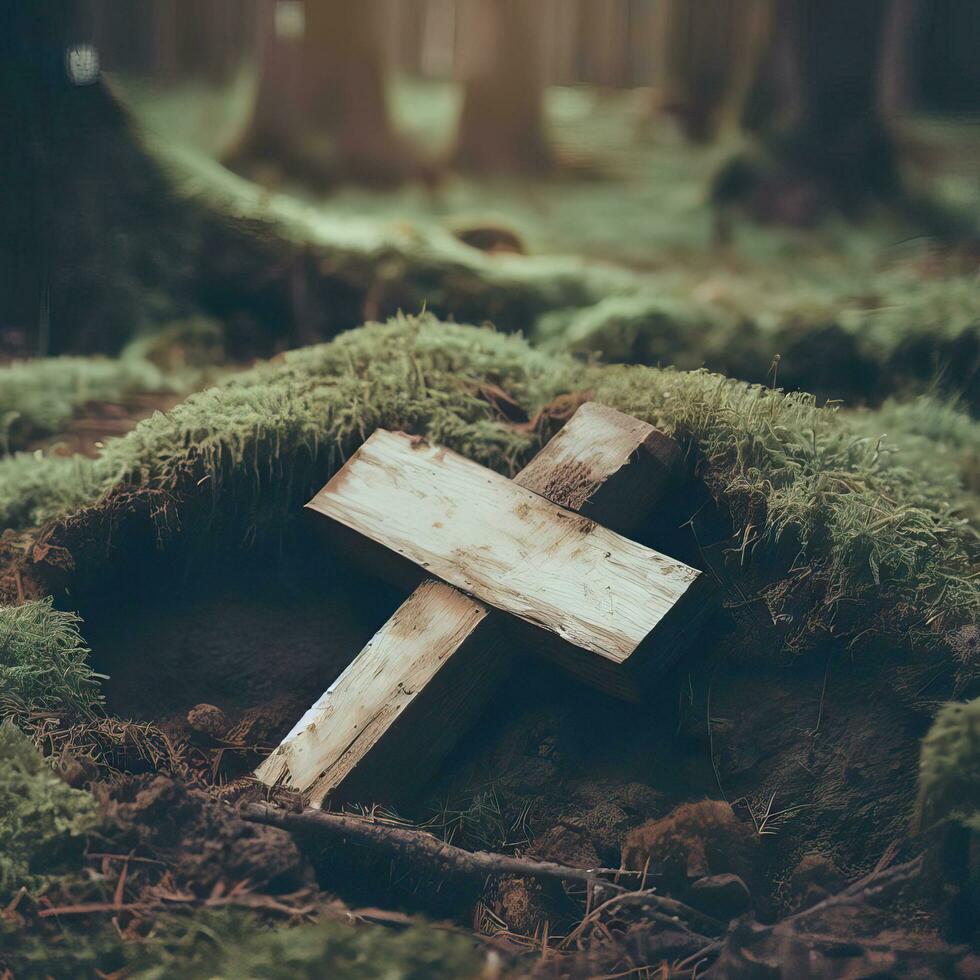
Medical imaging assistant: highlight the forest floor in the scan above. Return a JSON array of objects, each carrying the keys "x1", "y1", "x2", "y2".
[{"x1": 0, "y1": 77, "x2": 978, "y2": 978}]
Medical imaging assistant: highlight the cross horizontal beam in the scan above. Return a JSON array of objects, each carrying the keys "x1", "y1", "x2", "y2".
[{"x1": 307, "y1": 429, "x2": 700, "y2": 667}]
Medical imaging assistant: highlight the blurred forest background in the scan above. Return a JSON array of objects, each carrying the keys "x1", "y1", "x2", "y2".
[{"x1": 2, "y1": 0, "x2": 979, "y2": 447}]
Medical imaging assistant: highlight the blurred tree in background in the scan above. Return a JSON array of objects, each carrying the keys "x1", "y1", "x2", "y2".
[
  {"x1": 226, "y1": 0, "x2": 426, "y2": 186},
  {"x1": 452, "y1": 0, "x2": 553, "y2": 173},
  {"x1": 655, "y1": 0, "x2": 772, "y2": 143}
]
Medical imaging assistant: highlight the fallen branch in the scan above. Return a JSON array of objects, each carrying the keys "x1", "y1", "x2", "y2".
[{"x1": 241, "y1": 803, "x2": 626, "y2": 893}]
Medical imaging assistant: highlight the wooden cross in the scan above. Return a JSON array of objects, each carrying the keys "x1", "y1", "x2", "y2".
[{"x1": 255, "y1": 403, "x2": 710, "y2": 807}]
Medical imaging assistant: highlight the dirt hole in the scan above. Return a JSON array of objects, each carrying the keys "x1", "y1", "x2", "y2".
[{"x1": 81, "y1": 562, "x2": 402, "y2": 759}]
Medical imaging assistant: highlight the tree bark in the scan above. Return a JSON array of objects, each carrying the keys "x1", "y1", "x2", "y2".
[
  {"x1": 0, "y1": 0, "x2": 173, "y2": 354},
  {"x1": 0, "y1": 0, "x2": 397, "y2": 355},
  {"x1": 655, "y1": 0, "x2": 773, "y2": 143},
  {"x1": 452, "y1": 0, "x2": 553, "y2": 174},
  {"x1": 227, "y1": 0, "x2": 423, "y2": 187},
  {"x1": 919, "y1": 0, "x2": 980, "y2": 112},
  {"x1": 780, "y1": 0, "x2": 900, "y2": 209}
]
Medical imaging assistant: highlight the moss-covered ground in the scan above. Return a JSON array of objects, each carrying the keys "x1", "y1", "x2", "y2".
[
  {"x1": 2, "y1": 73, "x2": 978, "y2": 977},
  {"x1": 1, "y1": 316, "x2": 978, "y2": 975}
]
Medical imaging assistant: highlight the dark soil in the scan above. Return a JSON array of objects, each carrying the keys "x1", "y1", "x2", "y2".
[
  {"x1": 68, "y1": 497, "x2": 937, "y2": 936},
  {"x1": 82, "y1": 565, "x2": 402, "y2": 774},
  {"x1": 93, "y1": 773, "x2": 313, "y2": 896}
]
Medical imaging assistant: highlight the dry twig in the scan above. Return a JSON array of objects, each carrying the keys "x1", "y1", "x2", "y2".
[{"x1": 241, "y1": 803, "x2": 626, "y2": 893}]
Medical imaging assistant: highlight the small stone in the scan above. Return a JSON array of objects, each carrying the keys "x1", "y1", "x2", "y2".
[
  {"x1": 495, "y1": 876, "x2": 543, "y2": 933},
  {"x1": 186, "y1": 703, "x2": 228, "y2": 739},
  {"x1": 621, "y1": 800, "x2": 757, "y2": 889},
  {"x1": 788, "y1": 852, "x2": 845, "y2": 911},
  {"x1": 688, "y1": 873, "x2": 751, "y2": 919}
]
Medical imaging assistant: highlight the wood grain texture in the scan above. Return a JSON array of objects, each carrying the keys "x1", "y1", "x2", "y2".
[
  {"x1": 254, "y1": 580, "x2": 503, "y2": 799},
  {"x1": 256, "y1": 403, "x2": 700, "y2": 807},
  {"x1": 514, "y1": 402, "x2": 682, "y2": 530},
  {"x1": 306, "y1": 429, "x2": 700, "y2": 665}
]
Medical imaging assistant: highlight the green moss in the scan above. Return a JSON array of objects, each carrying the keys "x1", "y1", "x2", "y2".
[
  {"x1": 915, "y1": 697, "x2": 980, "y2": 834},
  {"x1": 0, "y1": 721, "x2": 99, "y2": 902},
  {"x1": 845, "y1": 396, "x2": 980, "y2": 527},
  {"x1": 0, "y1": 924, "x2": 124, "y2": 980},
  {"x1": 0, "y1": 905, "x2": 489, "y2": 980},
  {"x1": 0, "y1": 599, "x2": 103, "y2": 718},
  {"x1": 1, "y1": 317, "x2": 976, "y2": 661},
  {"x1": 545, "y1": 275, "x2": 980, "y2": 409},
  {"x1": 0, "y1": 320, "x2": 229, "y2": 457},
  {"x1": 128, "y1": 910, "x2": 487, "y2": 980}
]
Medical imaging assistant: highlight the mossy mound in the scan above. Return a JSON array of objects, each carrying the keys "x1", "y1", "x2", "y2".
[
  {"x1": 128, "y1": 911, "x2": 488, "y2": 980},
  {"x1": 1, "y1": 316, "x2": 976, "y2": 685},
  {"x1": 916, "y1": 696, "x2": 980, "y2": 835},
  {"x1": 543, "y1": 274, "x2": 980, "y2": 411},
  {"x1": 0, "y1": 354, "x2": 166, "y2": 455}
]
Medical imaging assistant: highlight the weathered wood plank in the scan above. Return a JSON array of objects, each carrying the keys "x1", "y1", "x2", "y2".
[
  {"x1": 255, "y1": 580, "x2": 506, "y2": 800},
  {"x1": 256, "y1": 403, "x2": 697, "y2": 807},
  {"x1": 513, "y1": 403, "x2": 682, "y2": 531},
  {"x1": 306, "y1": 429, "x2": 701, "y2": 666}
]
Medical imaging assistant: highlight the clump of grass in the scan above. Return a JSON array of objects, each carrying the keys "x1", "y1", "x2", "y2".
[
  {"x1": 0, "y1": 599, "x2": 103, "y2": 718},
  {"x1": 915, "y1": 697, "x2": 980, "y2": 835},
  {"x1": 0, "y1": 721, "x2": 100, "y2": 902}
]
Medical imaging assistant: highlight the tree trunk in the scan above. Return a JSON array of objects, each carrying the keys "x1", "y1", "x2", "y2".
[
  {"x1": 655, "y1": 0, "x2": 773, "y2": 143},
  {"x1": 712, "y1": 0, "x2": 902, "y2": 226},
  {"x1": 0, "y1": 0, "x2": 175, "y2": 354},
  {"x1": 784, "y1": 0, "x2": 899, "y2": 208},
  {"x1": 227, "y1": 0, "x2": 423, "y2": 187},
  {"x1": 0, "y1": 0, "x2": 381, "y2": 355},
  {"x1": 451, "y1": 0, "x2": 553, "y2": 174},
  {"x1": 919, "y1": 0, "x2": 980, "y2": 112}
]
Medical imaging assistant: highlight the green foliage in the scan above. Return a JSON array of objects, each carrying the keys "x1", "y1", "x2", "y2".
[
  {"x1": 128, "y1": 910, "x2": 487, "y2": 980},
  {"x1": 915, "y1": 697, "x2": 980, "y2": 834},
  {"x1": 0, "y1": 599, "x2": 103, "y2": 718},
  {"x1": 0, "y1": 721, "x2": 99, "y2": 902}
]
